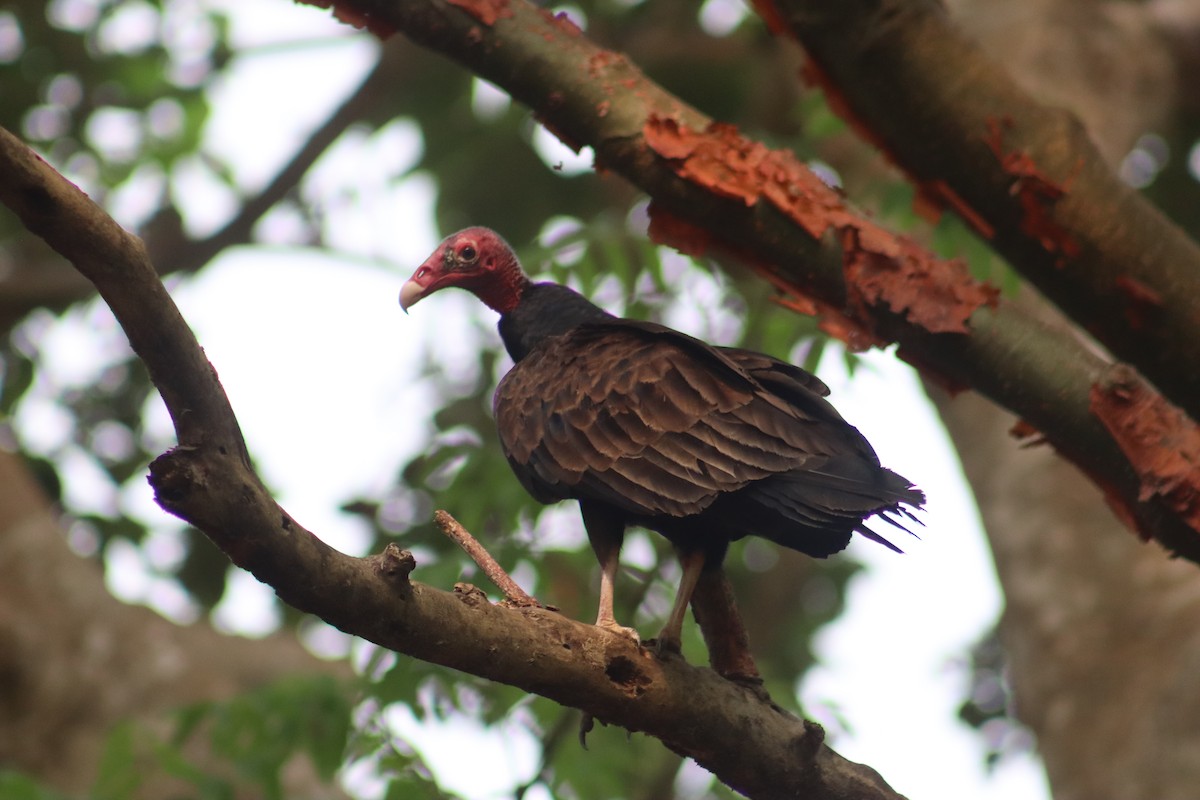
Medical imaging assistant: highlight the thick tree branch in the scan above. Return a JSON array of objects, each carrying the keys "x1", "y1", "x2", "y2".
[
  {"x1": 0, "y1": 125, "x2": 906, "y2": 800},
  {"x1": 768, "y1": 0, "x2": 1200, "y2": 420},
  {"x1": 299, "y1": 1, "x2": 1200, "y2": 558}
]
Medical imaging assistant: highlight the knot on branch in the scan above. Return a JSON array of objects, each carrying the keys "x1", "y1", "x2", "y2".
[
  {"x1": 453, "y1": 582, "x2": 490, "y2": 607},
  {"x1": 372, "y1": 543, "x2": 417, "y2": 587},
  {"x1": 147, "y1": 446, "x2": 202, "y2": 514},
  {"x1": 797, "y1": 719, "x2": 826, "y2": 759}
]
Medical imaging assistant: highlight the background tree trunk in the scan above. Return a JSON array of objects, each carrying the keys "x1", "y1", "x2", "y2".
[
  {"x1": 0, "y1": 448, "x2": 350, "y2": 797},
  {"x1": 934, "y1": 382, "x2": 1200, "y2": 800},
  {"x1": 930, "y1": 2, "x2": 1200, "y2": 797}
]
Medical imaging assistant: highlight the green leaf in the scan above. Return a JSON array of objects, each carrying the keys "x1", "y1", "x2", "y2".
[
  {"x1": 160, "y1": 675, "x2": 353, "y2": 799},
  {"x1": 303, "y1": 678, "x2": 354, "y2": 779},
  {"x1": 0, "y1": 346, "x2": 35, "y2": 415},
  {"x1": 0, "y1": 771, "x2": 73, "y2": 800},
  {"x1": 382, "y1": 771, "x2": 460, "y2": 800},
  {"x1": 92, "y1": 722, "x2": 142, "y2": 800},
  {"x1": 800, "y1": 91, "x2": 848, "y2": 141}
]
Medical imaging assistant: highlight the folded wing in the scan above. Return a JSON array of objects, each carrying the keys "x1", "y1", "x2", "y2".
[{"x1": 494, "y1": 320, "x2": 920, "y2": 554}]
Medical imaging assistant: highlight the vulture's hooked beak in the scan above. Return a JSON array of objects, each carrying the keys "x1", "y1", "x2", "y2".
[
  {"x1": 399, "y1": 262, "x2": 437, "y2": 313},
  {"x1": 398, "y1": 278, "x2": 425, "y2": 313}
]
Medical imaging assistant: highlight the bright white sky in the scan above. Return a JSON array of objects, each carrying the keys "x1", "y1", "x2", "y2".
[{"x1": 22, "y1": 1, "x2": 1054, "y2": 797}]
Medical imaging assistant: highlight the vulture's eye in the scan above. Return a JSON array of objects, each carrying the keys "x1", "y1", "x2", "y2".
[{"x1": 459, "y1": 244, "x2": 477, "y2": 262}]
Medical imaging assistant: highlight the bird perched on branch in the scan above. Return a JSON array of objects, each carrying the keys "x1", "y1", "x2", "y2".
[{"x1": 401, "y1": 227, "x2": 923, "y2": 654}]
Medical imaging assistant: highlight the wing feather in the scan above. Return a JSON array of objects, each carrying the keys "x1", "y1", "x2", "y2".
[
  {"x1": 494, "y1": 321, "x2": 836, "y2": 517},
  {"x1": 698, "y1": 415, "x2": 805, "y2": 472},
  {"x1": 492, "y1": 315, "x2": 921, "y2": 559}
]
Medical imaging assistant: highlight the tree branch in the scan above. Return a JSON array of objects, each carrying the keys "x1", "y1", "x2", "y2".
[
  {"x1": 767, "y1": 0, "x2": 1200, "y2": 420},
  {"x1": 434, "y1": 508, "x2": 538, "y2": 606},
  {"x1": 297, "y1": 1, "x2": 1200, "y2": 558},
  {"x1": 0, "y1": 124, "x2": 907, "y2": 799}
]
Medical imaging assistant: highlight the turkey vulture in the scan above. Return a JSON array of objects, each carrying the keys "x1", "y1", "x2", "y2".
[{"x1": 401, "y1": 227, "x2": 923, "y2": 652}]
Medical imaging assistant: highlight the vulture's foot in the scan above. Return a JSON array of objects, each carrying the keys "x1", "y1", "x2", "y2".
[
  {"x1": 653, "y1": 634, "x2": 683, "y2": 658},
  {"x1": 596, "y1": 620, "x2": 641, "y2": 646}
]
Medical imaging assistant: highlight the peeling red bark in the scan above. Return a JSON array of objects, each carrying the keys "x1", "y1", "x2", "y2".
[
  {"x1": 643, "y1": 115, "x2": 998, "y2": 339},
  {"x1": 447, "y1": 0, "x2": 512, "y2": 26},
  {"x1": 841, "y1": 227, "x2": 999, "y2": 336},
  {"x1": 1009, "y1": 419, "x2": 1046, "y2": 446},
  {"x1": 769, "y1": 2, "x2": 1200, "y2": 421},
  {"x1": 537, "y1": 9, "x2": 582, "y2": 37},
  {"x1": 747, "y1": 0, "x2": 788, "y2": 35},
  {"x1": 647, "y1": 204, "x2": 883, "y2": 352},
  {"x1": 1091, "y1": 366, "x2": 1200, "y2": 537},
  {"x1": 587, "y1": 51, "x2": 623, "y2": 80},
  {"x1": 643, "y1": 116, "x2": 764, "y2": 206},
  {"x1": 764, "y1": 271, "x2": 883, "y2": 352},
  {"x1": 983, "y1": 117, "x2": 1081, "y2": 263},
  {"x1": 308, "y1": 0, "x2": 396, "y2": 38},
  {"x1": 645, "y1": 205, "x2": 717, "y2": 258},
  {"x1": 916, "y1": 180, "x2": 996, "y2": 240},
  {"x1": 1115, "y1": 275, "x2": 1165, "y2": 330}
]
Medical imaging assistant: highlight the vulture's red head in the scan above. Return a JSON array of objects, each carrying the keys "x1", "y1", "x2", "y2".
[{"x1": 400, "y1": 227, "x2": 528, "y2": 314}]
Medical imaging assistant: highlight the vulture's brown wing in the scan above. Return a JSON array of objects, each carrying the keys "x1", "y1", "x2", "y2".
[
  {"x1": 716, "y1": 347, "x2": 885, "y2": 464},
  {"x1": 493, "y1": 321, "x2": 844, "y2": 518}
]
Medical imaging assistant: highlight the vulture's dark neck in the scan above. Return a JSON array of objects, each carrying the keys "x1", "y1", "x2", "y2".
[{"x1": 498, "y1": 282, "x2": 615, "y2": 362}]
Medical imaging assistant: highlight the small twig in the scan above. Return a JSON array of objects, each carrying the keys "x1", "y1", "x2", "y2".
[{"x1": 433, "y1": 510, "x2": 539, "y2": 606}]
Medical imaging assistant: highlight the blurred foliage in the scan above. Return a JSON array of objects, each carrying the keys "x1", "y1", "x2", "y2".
[
  {"x1": 1141, "y1": 112, "x2": 1200, "y2": 237},
  {"x1": 0, "y1": 0, "x2": 227, "y2": 227},
  {"x1": 4, "y1": 0, "x2": 1199, "y2": 797},
  {"x1": 957, "y1": 624, "x2": 1036, "y2": 771},
  {"x1": 107, "y1": 674, "x2": 352, "y2": 800},
  {"x1": 168, "y1": 675, "x2": 352, "y2": 798},
  {"x1": 0, "y1": 675, "x2": 356, "y2": 800},
  {"x1": 0, "y1": 772, "x2": 73, "y2": 800},
  {"x1": 0, "y1": 0, "x2": 236, "y2": 613}
]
